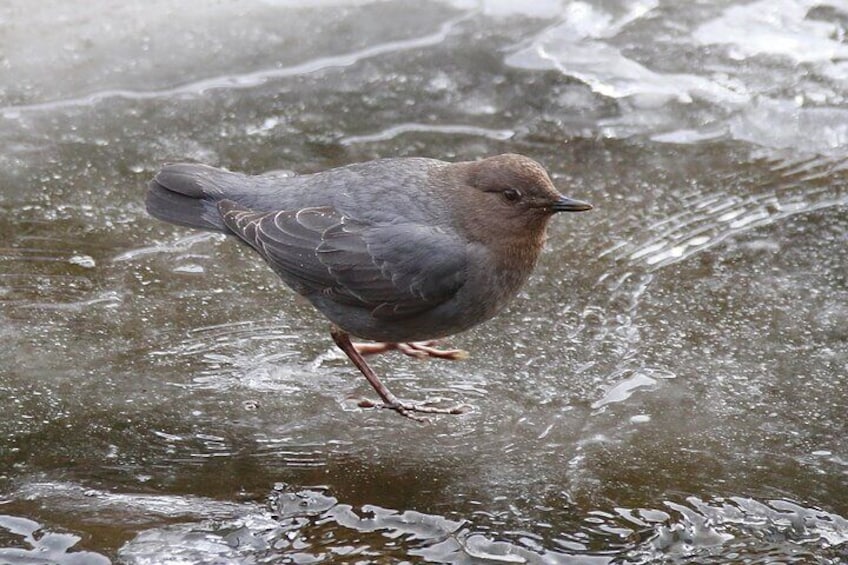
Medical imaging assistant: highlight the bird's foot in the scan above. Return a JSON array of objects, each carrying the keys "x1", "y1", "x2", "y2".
[
  {"x1": 332, "y1": 328, "x2": 470, "y2": 422},
  {"x1": 353, "y1": 340, "x2": 468, "y2": 360},
  {"x1": 356, "y1": 397, "x2": 472, "y2": 422}
]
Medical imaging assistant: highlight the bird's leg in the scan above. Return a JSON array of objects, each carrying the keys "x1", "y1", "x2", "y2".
[
  {"x1": 330, "y1": 327, "x2": 470, "y2": 421},
  {"x1": 353, "y1": 340, "x2": 468, "y2": 360}
]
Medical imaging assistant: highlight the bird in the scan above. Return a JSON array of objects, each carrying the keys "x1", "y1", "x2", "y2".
[{"x1": 146, "y1": 153, "x2": 592, "y2": 420}]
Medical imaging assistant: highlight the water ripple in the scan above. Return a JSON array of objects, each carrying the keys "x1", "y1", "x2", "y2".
[
  {"x1": 607, "y1": 156, "x2": 848, "y2": 272},
  {"x1": 150, "y1": 318, "x2": 310, "y2": 393}
]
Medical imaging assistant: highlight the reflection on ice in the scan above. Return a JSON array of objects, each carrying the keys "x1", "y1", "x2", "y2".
[
  {"x1": 0, "y1": 514, "x2": 110, "y2": 565},
  {"x1": 0, "y1": 481, "x2": 831, "y2": 565},
  {"x1": 119, "y1": 490, "x2": 845, "y2": 563},
  {"x1": 730, "y1": 100, "x2": 848, "y2": 153},
  {"x1": 340, "y1": 122, "x2": 515, "y2": 145},
  {"x1": 0, "y1": 10, "x2": 470, "y2": 117},
  {"x1": 591, "y1": 368, "x2": 675, "y2": 411},
  {"x1": 112, "y1": 232, "x2": 225, "y2": 262},
  {"x1": 693, "y1": 0, "x2": 848, "y2": 65},
  {"x1": 505, "y1": 0, "x2": 848, "y2": 151},
  {"x1": 507, "y1": 1, "x2": 746, "y2": 105},
  {"x1": 506, "y1": 0, "x2": 747, "y2": 104}
]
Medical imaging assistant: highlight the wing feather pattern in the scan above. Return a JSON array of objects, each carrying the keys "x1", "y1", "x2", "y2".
[{"x1": 218, "y1": 200, "x2": 466, "y2": 320}]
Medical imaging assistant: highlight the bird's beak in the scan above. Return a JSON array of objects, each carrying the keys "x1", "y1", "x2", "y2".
[{"x1": 552, "y1": 195, "x2": 593, "y2": 212}]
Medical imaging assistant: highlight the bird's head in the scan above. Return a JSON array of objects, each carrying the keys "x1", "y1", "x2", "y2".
[{"x1": 453, "y1": 153, "x2": 592, "y2": 247}]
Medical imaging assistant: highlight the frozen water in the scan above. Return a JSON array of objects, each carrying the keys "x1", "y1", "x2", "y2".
[{"x1": 1, "y1": 0, "x2": 846, "y2": 563}]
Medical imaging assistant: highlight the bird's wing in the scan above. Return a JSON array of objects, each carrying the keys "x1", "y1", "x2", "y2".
[{"x1": 218, "y1": 200, "x2": 467, "y2": 320}]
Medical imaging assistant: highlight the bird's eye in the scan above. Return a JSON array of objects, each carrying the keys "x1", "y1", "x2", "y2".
[{"x1": 502, "y1": 188, "x2": 521, "y2": 202}]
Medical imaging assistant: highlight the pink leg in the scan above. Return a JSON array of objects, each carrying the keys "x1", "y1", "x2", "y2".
[
  {"x1": 330, "y1": 327, "x2": 470, "y2": 421},
  {"x1": 353, "y1": 340, "x2": 468, "y2": 360}
]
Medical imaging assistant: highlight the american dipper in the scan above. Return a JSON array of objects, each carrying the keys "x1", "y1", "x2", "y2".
[{"x1": 146, "y1": 154, "x2": 592, "y2": 420}]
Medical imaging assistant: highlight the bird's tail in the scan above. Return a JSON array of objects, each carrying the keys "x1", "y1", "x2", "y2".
[{"x1": 146, "y1": 163, "x2": 244, "y2": 232}]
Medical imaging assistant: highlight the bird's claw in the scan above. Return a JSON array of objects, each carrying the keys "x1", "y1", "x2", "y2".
[
  {"x1": 397, "y1": 341, "x2": 469, "y2": 360},
  {"x1": 356, "y1": 397, "x2": 472, "y2": 422}
]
